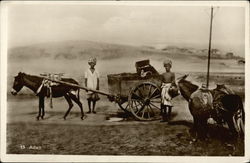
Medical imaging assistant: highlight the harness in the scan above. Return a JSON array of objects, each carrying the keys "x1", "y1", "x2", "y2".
[
  {"x1": 212, "y1": 88, "x2": 239, "y2": 124},
  {"x1": 36, "y1": 73, "x2": 63, "y2": 108}
]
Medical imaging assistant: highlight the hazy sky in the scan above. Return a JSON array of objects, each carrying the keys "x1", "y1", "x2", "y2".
[{"x1": 7, "y1": 3, "x2": 245, "y2": 56}]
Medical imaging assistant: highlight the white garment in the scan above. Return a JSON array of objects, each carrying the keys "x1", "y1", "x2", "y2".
[
  {"x1": 161, "y1": 83, "x2": 173, "y2": 106},
  {"x1": 85, "y1": 69, "x2": 99, "y2": 90}
]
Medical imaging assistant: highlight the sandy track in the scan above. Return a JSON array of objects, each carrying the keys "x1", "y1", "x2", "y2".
[
  {"x1": 7, "y1": 95, "x2": 193, "y2": 125},
  {"x1": 6, "y1": 95, "x2": 244, "y2": 156}
]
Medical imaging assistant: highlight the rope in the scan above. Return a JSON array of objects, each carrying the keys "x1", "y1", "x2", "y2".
[{"x1": 36, "y1": 79, "x2": 58, "y2": 109}]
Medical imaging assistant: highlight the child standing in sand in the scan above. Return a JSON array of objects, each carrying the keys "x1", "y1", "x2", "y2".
[
  {"x1": 161, "y1": 59, "x2": 177, "y2": 122},
  {"x1": 85, "y1": 57, "x2": 100, "y2": 114}
]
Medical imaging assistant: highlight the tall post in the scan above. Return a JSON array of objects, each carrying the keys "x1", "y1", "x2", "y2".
[{"x1": 206, "y1": 6, "x2": 214, "y2": 88}]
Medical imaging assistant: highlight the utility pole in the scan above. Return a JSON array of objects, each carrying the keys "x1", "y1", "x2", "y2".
[{"x1": 206, "y1": 6, "x2": 214, "y2": 88}]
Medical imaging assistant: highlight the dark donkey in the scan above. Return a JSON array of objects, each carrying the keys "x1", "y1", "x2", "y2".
[
  {"x1": 11, "y1": 72, "x2": 84, "y2": 120},
  {"x1": 177, "y1": 74, "x2": 244, "y2": 139}
]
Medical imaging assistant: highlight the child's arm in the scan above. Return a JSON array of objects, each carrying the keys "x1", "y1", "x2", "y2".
[
  {"x1": 161, "y1": 73, "x2": 165, "y2": 85},
  {"x1": 171, "y1": 73, "x2": 177, "y2": 86},
  {"x1": 85, "y1": 78, "x2": 87, "y2": 87},
  {"x1": 96, "y1": 71, "x2": 100, "y2": 90},
  {"x1": 84, "y1": 71, "x2": 88, "y2": 91}
]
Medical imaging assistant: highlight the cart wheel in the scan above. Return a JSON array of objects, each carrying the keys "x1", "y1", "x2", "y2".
[
  {"x1": 128, "y1": 82, "x2": 161, "y2": 121},
  {"x1": 118, "y1": 99, "x2": 130, "y2": 112}
]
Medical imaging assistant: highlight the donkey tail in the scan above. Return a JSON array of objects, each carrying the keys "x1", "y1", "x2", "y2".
[
  {"x1": 240, "y1": 99, "x2": 245, "y2": 124},
  {"x1": 236, "y1": 97, "x2": 245, "y2": 136}
]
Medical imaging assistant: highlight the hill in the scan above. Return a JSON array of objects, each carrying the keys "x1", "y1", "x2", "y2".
[
  {"x1": 8, "y1": 40, "x2": 166, "y2": 61},
  {"x1": 8, "y1": 40, "x2": 244, "y2": 61},
  {"x1": 161, "y1": 46, "x2": 243, "y2": 60}
]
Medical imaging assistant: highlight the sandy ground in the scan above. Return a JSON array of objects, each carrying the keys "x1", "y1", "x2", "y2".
[
  {"x1": 7, "y1": 94, "x2": 192, "y2": 125},
  {"x1": 6, "y1": 95, "x2": 244, "y2": 156},
  {"x1": 6, "y1": 57, "x2": 245, "y2": 156}
]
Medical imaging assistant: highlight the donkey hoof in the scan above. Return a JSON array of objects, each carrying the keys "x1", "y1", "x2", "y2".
[
  {"x1": 41, "y1": 116, "x2": 44, "y2": 119},
  {"x1": 81, "y1": 116, "x2": 85, "y2": 120},
  {"x1": 63, "y1": 117, "x2": 67, "y2": 120}
]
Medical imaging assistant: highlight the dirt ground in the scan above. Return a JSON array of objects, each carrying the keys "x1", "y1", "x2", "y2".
[{"x1": 6, "y1": 94, "x2": 244, "y2": 156}]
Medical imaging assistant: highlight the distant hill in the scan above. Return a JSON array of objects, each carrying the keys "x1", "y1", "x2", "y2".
[
  {"x1": 161, "y1": 46, "x2": 243, "y2": 60},
  {"x1": 8, "y1": 40, "x2": 243, "y2": 61},
  {"x1": 8, "y1": 40, "x2": 164, "y2": 60}
]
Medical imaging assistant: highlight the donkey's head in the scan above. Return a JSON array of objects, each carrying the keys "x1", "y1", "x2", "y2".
[
  {"x1": 11, "y1": 72, "x2": 25, "y2": 95},
  {"x1": 177, "y1": 74, "x2": 199, "y2": 101}
]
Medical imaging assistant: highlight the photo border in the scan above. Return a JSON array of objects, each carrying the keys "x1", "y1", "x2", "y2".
[{"x1": 1, "y1": 1, "x2": 249, "y2": 162}]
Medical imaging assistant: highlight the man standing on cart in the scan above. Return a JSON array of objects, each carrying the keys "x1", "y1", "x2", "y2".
[{"x1": 161, "y1": 59, "x2": 178, "y2": 122}]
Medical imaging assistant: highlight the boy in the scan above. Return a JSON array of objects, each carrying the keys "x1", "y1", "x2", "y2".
[
  {"x1": 161, "y1": 59, "x2": 177, "y2": 122},
  {"x1": 85, "y1": 57, "x2": 100, "y2": 114}
]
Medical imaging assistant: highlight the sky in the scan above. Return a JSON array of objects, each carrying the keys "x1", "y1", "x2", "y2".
[{"x1": 7, "y1": 2, "x2": 246, "y2": 56}]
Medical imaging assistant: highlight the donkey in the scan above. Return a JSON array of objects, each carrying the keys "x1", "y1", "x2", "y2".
[
  {"x1": 11, "y1": 72, "x2": 84, "y2": 120},
  {"x1": 177, "y1": 74, "x2": 244, "y2": 139}
]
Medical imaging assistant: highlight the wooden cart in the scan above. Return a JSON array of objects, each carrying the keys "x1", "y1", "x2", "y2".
[{"x1": 107, "y1": 60, "x2": 163, "y2": 121}]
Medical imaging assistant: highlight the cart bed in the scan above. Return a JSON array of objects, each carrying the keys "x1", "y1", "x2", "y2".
[{"x1": 107, "y1": 73, "x2": 162, "y2": 98}]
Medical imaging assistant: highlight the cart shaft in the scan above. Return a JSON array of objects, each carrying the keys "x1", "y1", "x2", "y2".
[{"x1": 40, "y1": 76, "x2": 111, "y2": 97}]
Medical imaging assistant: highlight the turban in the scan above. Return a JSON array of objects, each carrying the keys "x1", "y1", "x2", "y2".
[
  {"x1": 163, "y1": 59, "x2": 172, "y2": 67},
  {"x1": 88, "y1": 57, "x2": 97, "y2": 64}
]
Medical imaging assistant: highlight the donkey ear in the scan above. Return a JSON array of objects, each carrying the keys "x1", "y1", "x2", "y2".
[
  {"x1": 177, "y1": 74, "x2": 189, "y2": 81},
  {"x1": 18, "y1": 72, "x2": 24, "y2": 76}
]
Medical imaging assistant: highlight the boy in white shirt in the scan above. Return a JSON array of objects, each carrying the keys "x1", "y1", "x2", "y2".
[
  {"x1": 85, "y1": 57, "x2": 100, "y2": 114},
  {"x1": 161, "y1": 59, "x2": 177, "y2": 122}
]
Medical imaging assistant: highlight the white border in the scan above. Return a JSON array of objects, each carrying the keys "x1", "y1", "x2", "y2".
[
  {"x1": 2, "y1": 1, "x2": 249, "y2": 7},
  {"x1": 244, "y1": 1, "x2": 250, "y2": 163},
  {"x1": 1, "y1": 1, "x2": 249, "y2": 162},
  {"x1": 1, "y1": 1, "x2": 8, "y2": 162}
]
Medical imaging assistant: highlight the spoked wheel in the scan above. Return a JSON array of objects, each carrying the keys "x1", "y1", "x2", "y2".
[
  {"x1": 118, "y1": 97, "x2": 130, "y2": 113},
  {"x1": 128, "y1": 82, "x2": 161, "y2": 121}
]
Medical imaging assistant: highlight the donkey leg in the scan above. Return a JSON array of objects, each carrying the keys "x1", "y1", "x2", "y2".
[
  {"x1": 190, "y1": 116, "x2": 198, "y2": 138},
  {"x1": 37, "y1": 96, "x2": 43, "y2": 120},
  {"x1": 193, "y1": 117, "x2": 206, "y2": 140},
  {"x1": 40, "y1": 97, "x2": 45, "y2": 119},
  {"x1": 69, "y1": 93, "x2": 85, "y2": 120},
  {"x1": 64, "y1": 94, "x2": 73, "y2": 120},
  {"x1": 37, "y1": 107, "x2": 41, "y2": 120},
  {"x1": 196, "y1": 119, "x2": 203, "y2": 140},
  {"x1": 200, "y1": 119, "x2": 208, "y2": 140},
  {"x1": 225, "y1": 114, "x2": 239, "y2": 139}
]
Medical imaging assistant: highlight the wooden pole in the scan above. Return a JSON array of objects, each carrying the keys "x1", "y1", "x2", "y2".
[
  {"x1": 39, "y1": 76, "x2": 112, "y2": 97},
  {"x1": 206, "y1": 6, "x2": 214, "y2": 88}
]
